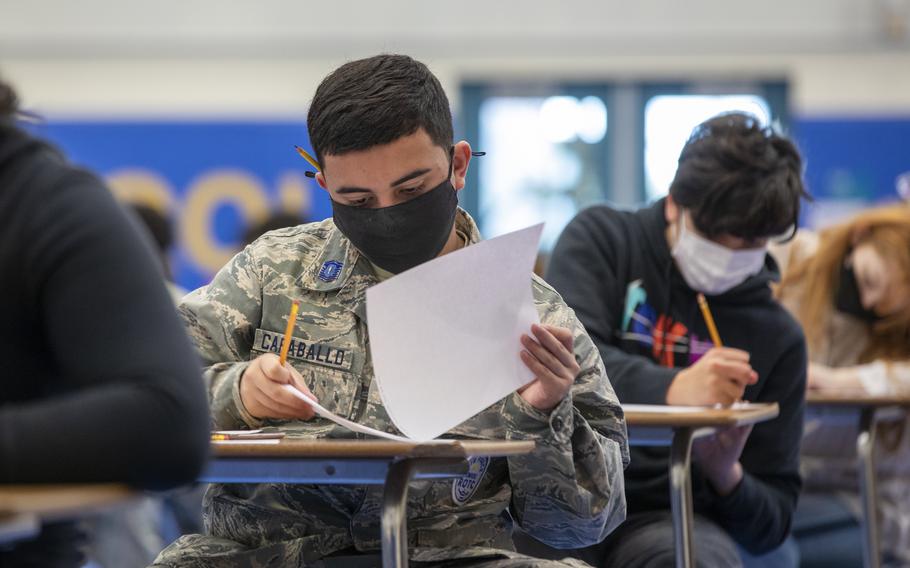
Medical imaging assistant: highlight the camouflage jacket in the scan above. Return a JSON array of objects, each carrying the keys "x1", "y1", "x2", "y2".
[{"x1": 179, "y1": 209, "x2": 629, "y2": 563}]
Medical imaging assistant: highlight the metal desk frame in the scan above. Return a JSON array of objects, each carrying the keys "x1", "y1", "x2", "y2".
[
  {"x1": 625, "y1": 403, "x2": 780, "y2": 568},
  {"x1": 807, "y1": 394, "x2": 910, "y2": 568},
  {"x1": 202, "y1": 439, "x2": 535, "y2": 568}
]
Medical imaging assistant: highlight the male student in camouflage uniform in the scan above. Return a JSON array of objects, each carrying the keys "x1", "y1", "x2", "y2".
[{"x1": 153, "y1": 54, "x2": 628, "y2": 568}]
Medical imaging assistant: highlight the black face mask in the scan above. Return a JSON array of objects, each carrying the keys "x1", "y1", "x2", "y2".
[
  {"x1": 331, "y1": 178, "x2": 458, "y2": 274},
  {"x1": 834, "y1": 262, "x2": 881, "y2": 322}
]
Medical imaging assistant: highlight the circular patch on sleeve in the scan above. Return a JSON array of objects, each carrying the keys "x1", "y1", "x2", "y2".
[
  {"x1": 318, "y1": 260, "x2": 344, "y2": 282},
  {"x1": 452, "y1": 456, "x2": 491, "y2": 506}
]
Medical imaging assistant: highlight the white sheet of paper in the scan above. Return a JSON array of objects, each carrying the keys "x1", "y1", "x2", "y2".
[
  {"x1": 622, "y1": 404, "x2": 713, "y2": 414},
  {"x1": 211, "y1": 439, "x2": 281, "y2": 445},
  {"x1": 622, "y1": 402, "x2": 761, "y2": 414},
  {"x1": 366, "y1": 224, "x2": 544, "y2": 441}
]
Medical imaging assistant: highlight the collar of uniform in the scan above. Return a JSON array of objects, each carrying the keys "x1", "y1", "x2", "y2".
[
  {"x1": 298, "y1": 207, "x2": 482, "y2": 293},
  {"x1": 455, "y1": 207, "x2": 483, "y2": 246}
]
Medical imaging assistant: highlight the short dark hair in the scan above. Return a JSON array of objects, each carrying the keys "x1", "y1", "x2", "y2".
[
  {"x1": 127, "y1": 204, "x2": 175, "y2": 279},
  {"x1": 0, "y1": 76, "x2": 20, "y2": 120},
  {"x1": 129, "y1": 204, "x2": 174, "y2": 254},
  {"x1": 669, "y1": 112, "x2": 809, "y2": 241},
  {"x1": 307, "y1": 54, "x2": 453, "y2": 166}
]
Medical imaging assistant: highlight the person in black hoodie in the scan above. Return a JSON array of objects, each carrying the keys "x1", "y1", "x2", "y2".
[
  {"x1": 0, "y1": 78, "x2": 210, "y2": 566},
  {"x1": 541, "y1": 113, "x2": 810, "y2": 567}
]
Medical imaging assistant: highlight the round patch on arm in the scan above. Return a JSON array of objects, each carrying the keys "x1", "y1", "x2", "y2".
[
  {"x1": 452, "y1": 456, "x2": 491, "y2": 506},
  {"x1": 318, "y1": 260, "x2": 344, "y2": 282}
]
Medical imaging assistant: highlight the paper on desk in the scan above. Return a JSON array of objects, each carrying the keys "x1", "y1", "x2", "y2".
[
  {"x1": 212, "y1": 439, "x2": 281, "y2": 445},
  {"x1": 622, "y1": 402, "x2": 760, "y2": 414},
  {"x1": 282, "y1": 384, "x2": 414, "y2": 442},
  {"x1": 366, "y1": 224, "x2": 543, "y2": 441},
  {"x1": 622, "y1": 404, "x2": 714, "y2": 414}
]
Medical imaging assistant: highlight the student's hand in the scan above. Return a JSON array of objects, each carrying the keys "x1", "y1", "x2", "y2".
[
  {"x1": 239, "y1": 354, "x2": 318, "y2": 420},
  {"x1": 807, "y1": 363, "x2": 862, "y2": 391},
  {"x1": 692, "y1": 424, "x2": 752, "y2": 496},
  {"x1": 666, "y1": 347, "x2": 758, "y2": 406},
  {"x1": 518, "y1": 324, "x2": 580, "y2": 412}
]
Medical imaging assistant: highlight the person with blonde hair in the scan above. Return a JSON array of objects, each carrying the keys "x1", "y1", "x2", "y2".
[{"x1": 774, "y1": 203, "x2": 910, "y2": 566}]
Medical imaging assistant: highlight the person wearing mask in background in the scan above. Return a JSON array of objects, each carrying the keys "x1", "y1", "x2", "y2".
[
  {"x1": 774, "y1": 203, "x2": 910, "y2": 567},
  {"x1": 152, "y1": 54, "x2": 628, "y2": 567},
  {"x1": 528, "y1": 113, "x2": 809, "y2": 567},
  {"x1": 0, "y1": 77, "x2": 210, "y2": 567}
]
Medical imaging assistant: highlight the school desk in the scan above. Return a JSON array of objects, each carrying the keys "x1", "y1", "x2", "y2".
[
  {"x1": 0, "y1": 483, "x2": 136, "y2": 545},
  {"x1": 201, "y1": 438, "x2": 535, "y2": 568},
  {"x1": 807, "y1": 392, "x2": 910, "y2": 568},
  {"x1": 624, "y1": 402, "x2": 781, "y2": 568}
]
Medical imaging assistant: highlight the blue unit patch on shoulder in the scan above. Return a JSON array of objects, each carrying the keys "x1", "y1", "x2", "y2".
[
  {"x1": 452, "y1": 455, "x2": 491, "y2": 505},
  {"x1": 318, "y1": 260, "x2": 344, "y2": 282}
]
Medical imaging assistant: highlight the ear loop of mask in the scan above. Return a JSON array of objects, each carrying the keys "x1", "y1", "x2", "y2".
[{"x1": 294, "y1": 145, "x2": 485, "y2": 178}]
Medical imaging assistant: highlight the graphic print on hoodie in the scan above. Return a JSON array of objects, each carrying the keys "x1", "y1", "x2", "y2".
[{"x1": 620, "y1": 279, "x2": 717, "y2": 368}]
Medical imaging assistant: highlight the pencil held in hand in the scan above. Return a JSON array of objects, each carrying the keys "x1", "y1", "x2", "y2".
[
  {"x1": 279, "y1": 300, "x2": 300, "y2": 366},
  {"x1": 696, "y1": 293, "x2": 723, "y2": 348}
]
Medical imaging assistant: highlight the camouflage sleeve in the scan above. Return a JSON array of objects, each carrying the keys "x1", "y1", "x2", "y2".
[
  {"x1": 502, "y1": 280, "x2": 629, "y2": 549},
  {"x1": 179, "y1": 246, "x2": 264, "y2": 430}
]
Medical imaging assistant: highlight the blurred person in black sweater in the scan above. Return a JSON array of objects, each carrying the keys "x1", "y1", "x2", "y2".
[{"x1": 0, "y1": 77, "x2": 209, "y2": 567}]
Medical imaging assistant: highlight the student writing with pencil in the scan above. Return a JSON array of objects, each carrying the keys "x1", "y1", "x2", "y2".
[
  {"x1": 530, "y1": 114, "x2": 810, "y2": 568},
  {"x1": 155, "y1": 55, "x2": 628, "y2": 568}
]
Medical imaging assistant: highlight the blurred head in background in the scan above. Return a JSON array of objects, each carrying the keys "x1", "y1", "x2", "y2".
[
  {"x1": 1, "y1": 74, "x2": 40, "y2": 125},
  {"x1": 126, "y1": 203, "x2": 189, "y2": 302},
  {"x1": 128, "y1": 204, "x2": 175, "y2": 277},
  {"x1": 781, "y1": 203, "x2": 910, "y2": 360},
  {"x1": 0, "y1": 76, "x2": 18, "y2": 121},
  {"x1": 241, "y1": 211, "x2": 305, "y2": 247}
]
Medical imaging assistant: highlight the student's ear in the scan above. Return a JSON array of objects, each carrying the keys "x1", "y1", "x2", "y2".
[
  {"x1": 315, "y1": 171, "x2": 329, "y2": 191},
  {"x1": 451, "y1": 141, "x2": 472, "y2": 192},
  {"x1": 665, "y1": 194, "x2": 678, "y2": 224}
]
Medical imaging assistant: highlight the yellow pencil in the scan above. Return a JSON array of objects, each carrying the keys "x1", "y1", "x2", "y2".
[
  {"x1": 279, "y1": 300, "x2": 300, "y2": 366},
  {"x1": 696, "y1": 293, "x2": 723, "y2": 348},
  {"x1": 294, "y1": 146, "x2": 321, "y2": 172}
]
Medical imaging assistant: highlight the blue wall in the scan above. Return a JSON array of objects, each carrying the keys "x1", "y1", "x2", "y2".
[
  {"x1": 793, "y1": 117, "x2": 910, "y2": 225},
  {"x1": 27, "y1": 121, "x2": 329, "y2": 291}
]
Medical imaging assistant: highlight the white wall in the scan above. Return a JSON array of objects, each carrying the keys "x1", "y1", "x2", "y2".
[{"x1": 2, "y1": 0, "x2": 910, "y2": 118}]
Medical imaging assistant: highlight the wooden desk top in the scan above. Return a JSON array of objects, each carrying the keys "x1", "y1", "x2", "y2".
[
  {"x1": 211, "y1": 438, "x2": 536, "y2": 459},
  {"x1": 623, "y1": 403, "x2": 780, "y2": 428},
  {"x1": 807, "y1": 391, "x2": 910, "y2": 408},
  {"x1": 0, "y1": 484, "x2": 135, "y2": 520}
]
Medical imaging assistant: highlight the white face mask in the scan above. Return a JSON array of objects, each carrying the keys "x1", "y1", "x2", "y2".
[{"x1": 671, "y1": 214, "x2": 767, "y2": 295}]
